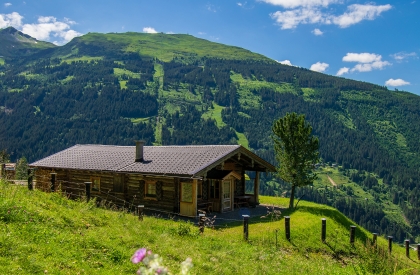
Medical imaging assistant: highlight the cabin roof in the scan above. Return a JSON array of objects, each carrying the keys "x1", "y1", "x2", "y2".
[{"x1": 29, "y1": 144, "x2": 275, "y2": 178}]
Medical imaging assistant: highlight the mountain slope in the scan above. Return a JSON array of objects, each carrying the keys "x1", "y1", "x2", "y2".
[
  {"x1": 0, "y1": 27, "x2": 56, "y2": 59},
  {"x1": 0, "y1": 181, "x2": 416, "y2": 274},
  {"x1": 0, "y1": 31, "x2": 420, "y2": 242}
]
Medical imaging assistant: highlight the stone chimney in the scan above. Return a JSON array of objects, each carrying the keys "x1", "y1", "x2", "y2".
[{"x1": 135, "y1": 140, "x2": 145, "y2": 162}]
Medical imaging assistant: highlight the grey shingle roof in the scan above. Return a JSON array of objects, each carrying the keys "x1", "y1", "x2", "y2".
[{"x1": 30, "y1": 144, "x2": 275, "y2": 177}]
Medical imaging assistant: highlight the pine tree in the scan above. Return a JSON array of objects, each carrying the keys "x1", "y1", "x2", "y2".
[{"x1": 271, "y1": 113, "x2": 319, "y2": 209}]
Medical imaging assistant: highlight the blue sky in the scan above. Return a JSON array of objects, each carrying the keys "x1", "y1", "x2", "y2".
[{"x1": 1, "y1": 0, "x2": 419, "y2": 95}]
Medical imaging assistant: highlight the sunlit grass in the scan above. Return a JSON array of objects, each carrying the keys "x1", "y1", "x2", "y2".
[
  {"x1": 0, "y1": 182, "x2": 418, "y2": 274},
  {"x1": 201, "y1": 102, "x2": 226, "y2": 128}
]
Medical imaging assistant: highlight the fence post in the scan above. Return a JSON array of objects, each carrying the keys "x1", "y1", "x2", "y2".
[
  {"x1": 243, "y1": 215, "x2": 250, "y2": 241},
  {"x1": 372, "y1": 233, "x2": 378, "y2": 247},
  {"x1": 50, "y1": 173, "x2": 57, "y2": 192},
  {"x1": 417, "y1": 244, "x2": 420, "y2": 260},
  {"x1": 1, "y1": 163, "x2": 5, "y2": 178},
  {"x1": 321, "y1": 218, "x2": 326, "y2": 243},
  {"x1": 85, "y1": 182, "x2": 91, "y2": 201},
  {"x1": 405, "y1": 240, "x2": 410, "y2": 258},
  {"x1": 27, "y1": 169, "x2": 33, "y2": 190},
  {"x1": 388, "y1": 236, "x2": 393, "y2": 254},
  {"x1": 199, "y1": 213, "x2": 205, "y2": 234},
  {"x1": 138, "y1": 205, "x2": 144, "y2": 221},
  {"x1": 350, "y1": 225, "x2": 356, "y2": 245},
  {"x1": 285, "y1": 216, "x2": 291, "y2": 241}
]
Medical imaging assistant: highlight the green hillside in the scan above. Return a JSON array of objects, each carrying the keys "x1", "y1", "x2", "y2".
[
  {"x1": 46, "y1": 31, "x2": 272, "y2": 63},
  {"x1": 1, "y1": 30, "x2": 420, "y2": 244},
  {"x1": 0, "y1": 180, "x2": 417, "y2": 274}
]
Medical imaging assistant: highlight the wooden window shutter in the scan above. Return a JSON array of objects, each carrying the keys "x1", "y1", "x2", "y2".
[
  {"x1": 139, "y1": 180, "x2": 145, "y2": 198},
  {"x1": 156, "y1": 181, "x2": 163, "y2": 200}
]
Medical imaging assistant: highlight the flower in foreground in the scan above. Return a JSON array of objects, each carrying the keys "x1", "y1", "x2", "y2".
[{"x1": 131, "y1": 248, "x2": 147, "y2": 264}]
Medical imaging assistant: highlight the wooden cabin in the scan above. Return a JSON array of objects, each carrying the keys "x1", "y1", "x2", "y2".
[{"x1": 29, "y1": 142, "x2": 275, "y2": 217}]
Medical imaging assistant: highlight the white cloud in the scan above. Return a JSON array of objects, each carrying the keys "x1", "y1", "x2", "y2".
[
  {"x1": 259, "y1": 0, "x2": 340, "y2": 8},
  {"x1": 268, "y1": 3, "x2": 391, "y2": 29},
  {"x1": 336, "y1": 67, "x2": 349, "y2": 76},
  {"x1": 21, "y1": 16, "x2": 82, "y2": 44},
  {"x1": 4, "y1": 3, "x2": 12, "y2": 7},
  {"x1": 143, "y1": 27, "x2": 158, "y2": 33},
  {"x1": 385, "y1": 78, "x2": 410, "y2": 87},
  {"x1": 342, "y1": 52, "x2": 382, "y2": 63},
  {"x1": 270, "y1": 8, "x2": 326, "y2": 29},
  {"x1": 0, "y1": 12, "x2": 81, "y2": 44},
  {"x1": 341, "y1": 52, "x2": 391, "y2": 73},
  {"x1": 332, "y1": 4, "x2": 392, "y2": 28},
  {"x1": 0, "y1": 12, "x2": 23, "y2": 28},
  {"x1": 391, "y1": 52, "x2": 418, "y2": 62},
  {"x1": 277, "y1": 59, "x2": 293, "y2": 65},
  {"x1": 312, "y1": 28, "x2": 323, "y2": 35},
  {"x1": 310, "y1": 62, "x2": 329, "y2": 72},
  {"x1": 350, "y1": 61, "x2": 390, "y2": 72},
  {"x1": 198, "y1": 32, "x2": 206, "y2": 35}
]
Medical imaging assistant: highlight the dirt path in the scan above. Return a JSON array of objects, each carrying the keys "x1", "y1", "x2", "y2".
[{"x1": 327, "y1": 175, "x2": 337, "y2": 187}]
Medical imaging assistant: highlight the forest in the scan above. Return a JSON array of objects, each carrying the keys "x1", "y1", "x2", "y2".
[{"x1": 1, "y1": 29, "x2": 420, "y2": 242}]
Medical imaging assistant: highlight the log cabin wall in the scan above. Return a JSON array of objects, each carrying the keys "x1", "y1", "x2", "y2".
[{"x1": 34, "y1": 168, "x2": 178, "y2": 213}]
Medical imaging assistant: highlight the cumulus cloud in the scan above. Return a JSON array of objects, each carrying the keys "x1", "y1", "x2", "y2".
[
  {"x1": 312, "y1": 28, "x2": 323, "y2": 35},
  {"x1": 0, "y1": 12, "x2": 81, "y2": 44},
  {"x1": 143, "y1": 27, "x2": 158, "y2": 33},
  {"x1": 259, "y1": 0, "x2": 339, "y2": 8},
  {"x1": 336, "y1": 67, "x2": 349, "y2": 76},
  {"x1": 277, "y1": 59, "x2": 293, "y2": 65},
  {"x1": 21, "y1": 16, "x2": 82, "y2": 44},
  {"x1": 385, "y1": 78, "x2": 410, "y2": 86},
  {"x1": 266, "y1": 2, "x2": 391, "y2": 29},
  {"x1": 270, "y1": 8, "x2": 326, "y2": 29},
  {"x1": 0, "y1": 12, "x2": 23, "y2": 28},
  {"x1": 342, "y1": 52, "x2": 381, "y2": 63},
  {"x1": 391, "y1": 52, "x2": 418, "y2": 62},
  {"x1": 310, "y1": 62, "x2": 329, "y2": 72},
  {"x1": 4, "y1": 3, "x2": 12, "y2": 7},
  {"x1": 341, "y1": 52, "x2": 391, "y2": 73},
  {"x1": 332, "y1": 4, "x2": 392, "y2": 28}
]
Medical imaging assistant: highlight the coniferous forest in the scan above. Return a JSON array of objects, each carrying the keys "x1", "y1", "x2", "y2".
[{"x1": 1, "y1": 27, "x2": 420, "y2": 242}]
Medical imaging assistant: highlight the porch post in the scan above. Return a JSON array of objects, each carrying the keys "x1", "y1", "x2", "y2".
[{"x1": 253, "y1": 171, "x2": 260, "y2": 205}]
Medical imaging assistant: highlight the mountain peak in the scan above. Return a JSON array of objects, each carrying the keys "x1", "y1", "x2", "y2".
[{"x1": 0, "y1": 27, "x2": 56, "y2": 58}]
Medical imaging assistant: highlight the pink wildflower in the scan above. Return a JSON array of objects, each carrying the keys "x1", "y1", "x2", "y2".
[{"x1": 131, "y1": 248, "x2": 147, "y2": 264}]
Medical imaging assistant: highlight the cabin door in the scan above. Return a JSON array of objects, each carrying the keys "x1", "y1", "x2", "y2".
[
  {"x1": 179, "y1": 180, "x2": 196, "y2": 216},
  {"x1": 222, "y1": 180, "x2": 233, "y2": 211}
]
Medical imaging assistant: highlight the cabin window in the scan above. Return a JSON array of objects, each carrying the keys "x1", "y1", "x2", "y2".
[
  {"x1": 145, "y1": 181, "x2": 156, "y2": 198},
  {"x1": 113, "y1": 174, "x2": 124, "y2": 193},
  {"x1": 91, "y1": 177, "x2": 100, "y2": 192},
  {"x1": 209, "y1": 180, "x2": 220, "y2": 199}
]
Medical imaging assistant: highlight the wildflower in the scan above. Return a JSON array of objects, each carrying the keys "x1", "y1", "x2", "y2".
[{"x1": 131, "y1": 248, "x2": 147, "y2": 264}]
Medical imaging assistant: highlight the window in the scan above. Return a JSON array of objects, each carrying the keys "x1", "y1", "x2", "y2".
[
  {"x1": 91, "y1": 177, "x2": 100, "y2": 192},
  {"x1": 145, "y1": 181, "x2": 156, "y2": 198},
  {"x1": 209, "y1": 180, "x2": 220, "y2": 199},
  {"x1": 113, "y1": 174, "x2": 124, "y2": 193}
]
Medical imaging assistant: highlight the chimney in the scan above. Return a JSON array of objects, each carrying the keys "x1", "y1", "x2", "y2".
[{"x1": 135, "y1": 140, "x2": 145, "y2": 162}]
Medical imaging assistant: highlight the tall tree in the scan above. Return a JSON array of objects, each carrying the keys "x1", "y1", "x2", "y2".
[{"x1": 271, "y1": 113, "x2": 319, "y2": 209}]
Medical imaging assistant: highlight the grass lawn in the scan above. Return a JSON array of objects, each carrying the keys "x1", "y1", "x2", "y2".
[{"x1": 0, "y1": 181, "x2": 418, "y2": 274}]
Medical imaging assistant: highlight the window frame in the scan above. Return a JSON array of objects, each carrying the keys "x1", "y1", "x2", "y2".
[
  {"x1": 145, "y1": 180, "x2": 157, "y2": 198},
  {"x1": 91, "y1": 176, "x2": 100, "y2": 192}
]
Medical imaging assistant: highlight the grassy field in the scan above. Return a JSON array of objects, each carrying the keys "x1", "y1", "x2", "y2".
[
  {"x1": 0, "y1": 180, "x2": 418, "y2": 274},
  {"x1": 201, "y1": 103, "x2": 226, "y2": 128},
  {"x1": 0, "y1": 58, "x2": 4, "y2": 65},
  {"x1": 78, "y1": 32, "x2": 272, "y2": 63}
]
